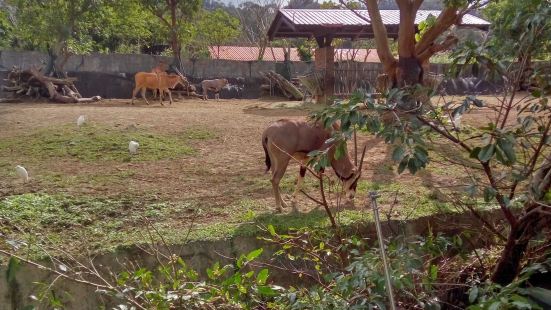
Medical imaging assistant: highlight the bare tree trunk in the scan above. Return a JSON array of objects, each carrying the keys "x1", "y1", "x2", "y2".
[
  {"x1": 365, "y1": 0, "x2": 396, "y2": 77},
  {"x1": 491, "y1": 211, "x2": 549, "y2": 285},
  {"x1": 491, "y1": 159, "x2": 551, "y2": 285}
]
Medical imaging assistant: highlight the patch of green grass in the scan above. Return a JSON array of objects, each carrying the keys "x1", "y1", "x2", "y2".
[
  {"x1": 0, "y1": 125, "x2": 195, "y2": 163},
  {"x1": 182, "y1": 128, "x2": 216, "y2": 140},
  {"x1": 356, "y1": 180, "x2": 452, "y2": 217},
  {"x1": 0, "y1": 193, "x2": 200, "y2": 254}
]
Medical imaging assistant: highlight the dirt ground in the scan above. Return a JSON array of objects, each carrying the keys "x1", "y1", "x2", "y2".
[{"x1": 0, "y1": 95, "x2": 515, "y2": 241}]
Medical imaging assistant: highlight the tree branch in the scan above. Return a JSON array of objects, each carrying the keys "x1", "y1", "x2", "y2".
[
  {"x1": 396, "y1": 0, "x2": 418, "y2": 58},
  {"x1": 481, "y1": 162, "x2": 518, "y2": 226},
  {"x1": 418, "y1": 35, "x2": 459, "y2": 62},
  {"x1": 415, "y1": 6, "x2": 459, "y2": 56},
  {"x1": 363, "y1": 0, "x2": 396, "y2": 74}
]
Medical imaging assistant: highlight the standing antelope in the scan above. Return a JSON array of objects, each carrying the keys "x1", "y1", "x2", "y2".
[
  {"x1": 131, "y1": 72, "x2": 187, "y2": 105},
  {"x1": 201, "y1": 78, "x2": 229, "y2": 101},
  {"x1": 262, "y1": 119, "x2": 365, "y2": 212}
]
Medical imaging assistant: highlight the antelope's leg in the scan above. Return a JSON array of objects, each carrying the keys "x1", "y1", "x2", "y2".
[
  {"x1": 159, "y1": 88, "x2": 164, "y2": 106},
  {"x1": 141, "y1": 88, "x2": 150, "y2": 105},
  {"x1": 131, "y1": 86, "x2": 140, "y2": 105},
  {"x1": 167, "y1": 90, "x2": 174, "y2": 105},
  {"x1": 291, "y1": 166, "x2": 307, "y2": 211},
  {"x1": 270, "y1": 156, "x2": 290, "y2": 213}
]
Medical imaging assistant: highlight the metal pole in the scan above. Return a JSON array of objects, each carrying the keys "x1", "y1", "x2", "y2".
[{"x1": 369, "y1": 191, "x2": 397, "y2": 310}]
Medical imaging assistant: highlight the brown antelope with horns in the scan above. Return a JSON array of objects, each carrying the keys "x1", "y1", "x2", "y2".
[{"x1": 262, "y1": 119, "x2": 366, "y2": 213}]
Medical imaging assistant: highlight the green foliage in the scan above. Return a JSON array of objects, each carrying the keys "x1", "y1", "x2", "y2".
[
  {"x1": 416, "y1": 14, "x2": 437, "y2": 43},
  {"x1": 263, "y1": 227, "x2": 466, "y2": 309},
  {"x1": 312, "y1": 90, "x2": 431, "y2": 175},
  {"x1": 112, "y1": 248, "x2": 282, "y2": 309},
  {"x1": 0, "y1": 7, "x2": 14, "y2": 48},
  {"x1": 197, "y1": 8, "x2": 240, "y2": 48},
  {"x1": 139, "y1": 0, "x2": 202, "y2": 59},
  {"x1": 93, "y1": 0, "x2": 156, "y2": 54},
  {"x1": 483, "y1": 0, "x2": 551, "y2": 61},
  {"x1": 297, "y1": 40, "x2": 315, "y2": 62},
  {"x1": 468, "y1": 255, "x2": 551, "y2": 309},
  {"x1": 8, "y1": 0, "x2": 103, "y2": 55}
]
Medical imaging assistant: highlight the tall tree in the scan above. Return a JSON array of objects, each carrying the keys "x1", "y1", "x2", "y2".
[
  {"x1": 236, "y1": 0, "x2": 282, "y2": 61},
  {"x1": 197, "y1": 8, "x2": 240, "y2": 58},
  {"x1": 0, "y1": 4, "x2": 13, "y2": 48},
  {"x1": 483, "y1": 0, "x2": 551, "y2": 89},
  {"x1": 94, "y1": 0, "x2": 156, "y2": 54},
  {"x1": 341, "y1": 0, "x2": 485, "y2": 107},
  {"x1": 140, "y1": 0, "x2": 202, "y2": 68},
  {"x1": 8, "y1": 0, "x2": 105, "y2": 75}
]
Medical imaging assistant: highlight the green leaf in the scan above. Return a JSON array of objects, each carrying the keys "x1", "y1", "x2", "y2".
[
  {"x1": 267, "y1": 224, "x2": 276, "y2": 236},
  {"x1": 407, "y1": 158, "x2": 419, "y2": 174},
  {"x1": 488, "y1": 301, "x2": 502, "y2": 310},
  {"x1": 256, "y1": 269, "x2": 269, "y2": 285},
  {"x1": 429, "y1": 264, "x2": 438, "y2": 281},
  {"x1": 478, "y1": 144, "x2": 495, "y2": 162},
  {"x1": 246, "y1": 248, "x2": 263, "y2": 262},
  {"x1": 497, "y1": 138, "x2": 516, "y2": 165},
  {"x1": 6, "y1": 257, "x2": 20, "y2": 283},
  {"x1": 398, "y1": 156, "x2": 409, "y2": 174},
  {"x1": 392, "y1": 145, "x2": 406, "y2": 161},
  {"x1": 470, "y1": 147, "x2": 482, "y2": 159},
  {"x1": 484, "y1": 187, "x2": 497, "y2": 202},
  {"x1": 468, "y1": 286, "x2": 478, "y2": 303},
  {"x1": 524, "y1": 287, "x2": 551, "y2": 306},
  {"x1": 257, "y1": 285, "x2": 278, "y2": 297}
]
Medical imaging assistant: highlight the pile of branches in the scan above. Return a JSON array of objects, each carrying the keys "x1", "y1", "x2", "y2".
[
  {"x1": 260, "y1": 70, "x2": 303, "y2": 100},
  {"x1": 2, "y1": 66, "x2": 101, "y2": 103}
]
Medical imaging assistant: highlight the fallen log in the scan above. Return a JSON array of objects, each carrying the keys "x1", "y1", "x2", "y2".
[
  {"x1": 261, "y1": 71, "x2": 303, "y2": 101},
  {"x1": 2, "y1": 66, "x2": 100, "y2": 103}
]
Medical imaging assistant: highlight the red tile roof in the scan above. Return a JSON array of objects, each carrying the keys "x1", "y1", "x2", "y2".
[
  {"x1": 208, "y1": 46, "x2": 380, "y2": 63},
  {"x1": 208, "y1": 46, "x2": 300, "y2": 61}
]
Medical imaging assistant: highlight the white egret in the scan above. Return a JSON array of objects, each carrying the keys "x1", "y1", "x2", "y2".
[
  {"x1": 77, "y1": 115, "x2": 86, "y2": 128},
  {"x1": 15, "y1": 165, "x2": 29, "y2": 182},
  {"x1": 129, "y1": 141, "x2": 140, "y2": 154}
]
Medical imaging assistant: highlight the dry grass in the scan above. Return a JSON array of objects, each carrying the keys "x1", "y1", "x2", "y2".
[{"x1": 0, "y1": 96, "x2": 512, "y2": 254}]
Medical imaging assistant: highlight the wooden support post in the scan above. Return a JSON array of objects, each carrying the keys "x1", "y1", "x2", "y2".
[{"x1": 314, "y1": 45, "x2": 334, "y2": 104}]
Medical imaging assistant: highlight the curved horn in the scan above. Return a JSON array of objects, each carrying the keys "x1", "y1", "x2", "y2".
[
  {"x1": 357, "y1": 144, "x2": 367, "y2": 174},
  {"x1": 174, "y1": 67, "x2": 185, "y2": 78}
]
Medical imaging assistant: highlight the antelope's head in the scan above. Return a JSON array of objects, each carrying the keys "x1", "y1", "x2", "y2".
[
  {"x1": 341, "y1": 145, "x2": 367, "y2": 200},
  {"x1": 174, "y1": 68, "x2": 188, "y2": 87}
]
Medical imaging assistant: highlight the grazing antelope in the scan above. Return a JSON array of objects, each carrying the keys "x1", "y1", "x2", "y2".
[
  {"x1": 262, "y1": 119, "x2": 365, "y2": 212},
  {"x1": 201, "y1": 78, "x2": 229, "y2": 101}
]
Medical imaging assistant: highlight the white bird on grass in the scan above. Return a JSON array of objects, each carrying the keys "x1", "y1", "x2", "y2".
[
  {"x1": 129, "y1": 141, "x2": 140, "y2": 155},
  {"x1": 15, "y1": 165, "x2": 29, "y2": 182},
  {"x1": 77, "y1": 115, "x2": 86, "y2": 128}
]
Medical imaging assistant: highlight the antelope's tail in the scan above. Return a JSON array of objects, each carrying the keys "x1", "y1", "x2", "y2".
[{"x1": 262, "y1": 136, "x2": 271, "y2": 173}]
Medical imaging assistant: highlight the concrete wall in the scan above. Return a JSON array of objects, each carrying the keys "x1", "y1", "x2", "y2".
[
  {"x1": 0, "y1": 50, "x2": 320, "y2": 99},
  {"x1": 0, "y1": 50, "x2": 315, "y2": 79},
  {"x1": 0, "y1": 50, "x2": 509, "y2": 99},
  {"x1": 0, "y1": 210, "x2": 504, "y2": 309}
]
